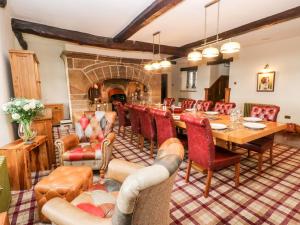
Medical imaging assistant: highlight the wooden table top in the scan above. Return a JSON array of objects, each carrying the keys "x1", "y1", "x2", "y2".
[
  {"x1": 0, "y1": 135, "x2": 47, "y2": 151},
  {"x1": 173, "y1": 112, "x2": 287, "y2": 144}
]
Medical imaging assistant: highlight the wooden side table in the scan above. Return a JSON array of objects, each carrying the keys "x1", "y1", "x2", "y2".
[
  {"x1": 0, "y1": 212, "x2": 9, "y2": 225},
  {"x1": 0, "y1": 136, "x2": 49, "y2": 190}
]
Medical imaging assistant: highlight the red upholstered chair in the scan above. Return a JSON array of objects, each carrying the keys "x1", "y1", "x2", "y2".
[
  {"x1": 181, "y1": 114, "x2": 241, "y2": 197},
  {"x1": 150, "y1": 108, "x2": 177, "y2": 147},
  {"x1": 195, "y1": 100, "x2": 213, "y2": 112},
  {"x1": 135, "y1": 105, "x2": 157, "y2": 157},
  {"x1": 163, "y1": 97, "x2": 175, "y2": 107},
  {"x1": 127, "y1": 104, "x2": 141, "y2": 147},
  {"x1": 115, "y1": 103, "x2": 130, "y2": 138},
  {"x1": 213, "y1": 102, "x2": 236, "y2": 115},
  {"x1": 174, "y1": 99, "x2": 196, "y2": 114},
  {"x1": 238, "y1": 105, "x2": 280, "y2": 173}
]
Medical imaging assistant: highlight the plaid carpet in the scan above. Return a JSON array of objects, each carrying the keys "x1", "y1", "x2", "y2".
[{"x1": 8, "y1": 128, "x2": 300, "y2": 225}]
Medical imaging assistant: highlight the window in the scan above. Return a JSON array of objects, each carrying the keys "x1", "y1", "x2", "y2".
[{"x1": 180, "y1": 66, "x2": 197, "y2": 91}]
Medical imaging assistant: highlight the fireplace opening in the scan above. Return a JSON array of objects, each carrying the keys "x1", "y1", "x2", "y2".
[{"x1": 108, "y1": 88, "x2": 126, "y2": 104}]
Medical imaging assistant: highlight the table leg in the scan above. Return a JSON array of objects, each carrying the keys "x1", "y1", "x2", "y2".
[{"x1": 38, "y1": 143, "x2": 49, "y2": 171}]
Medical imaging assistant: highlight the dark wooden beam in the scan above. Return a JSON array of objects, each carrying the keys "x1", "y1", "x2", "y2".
[
  {"x1": 13, "y1": 30, "x2": 28, "y2": 50},
  {"x1": 114, "y1": 0, "x2": 183, "y2": 42},
  {"x1": 12, "y1": 18, "x2": 186, "y2": 57},
  {"x1": 0, "y1": 0, "x2": 7, "y2": 8},
  {"x1": 182, "y1": 6, "x2": 300, "y2": 50}
]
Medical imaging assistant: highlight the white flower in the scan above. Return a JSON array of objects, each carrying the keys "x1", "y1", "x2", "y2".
[
  {"x1": 15, "y1": 101, "x2": 21, "y2": 106},
  {"x1": 12, "y1": 113, "x2": 21, "y2": 120},
  {"x1": 28, "y1": 101, "x2": 36, "y2": 109},
  {"x1": 23, "y1": 104, "x2": 30, "y2": 111},
  {"x1": 2, "y1": 104, "x2": 8, "y2": 112}
]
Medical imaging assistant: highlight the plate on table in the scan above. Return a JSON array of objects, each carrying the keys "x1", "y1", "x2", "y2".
[
  {"x1": 205, "y1": 111, "x2": 219, "y2": 116},
  {"x1": 185, "y1": 108, "x2": 195, "y2": 112},
  {"x1": 243, "y1": 122, "x2": 266, "y2": 130},
  {"x1": 172, "y1": 115, "x2": 181, "y2": 120},
  {"x1": 243, "y1": 117, "x2": 262, "y2": 122},
  {"x1": 210, "y1": 123, "x2": 227, "y2": 130}
]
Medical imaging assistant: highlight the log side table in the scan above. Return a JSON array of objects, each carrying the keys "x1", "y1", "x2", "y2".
[{"x1": 0, "y1": 136, "x2": 49, "y2": 190}]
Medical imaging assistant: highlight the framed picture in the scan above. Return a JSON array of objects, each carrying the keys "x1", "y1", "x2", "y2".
[{"x1": 257, "y1": 71, "x2": 275, "y2": 92}]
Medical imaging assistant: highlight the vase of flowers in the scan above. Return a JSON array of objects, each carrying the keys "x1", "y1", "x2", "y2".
[{"x1": 2, "y1": 98, "x2": 44, "y2": 143}]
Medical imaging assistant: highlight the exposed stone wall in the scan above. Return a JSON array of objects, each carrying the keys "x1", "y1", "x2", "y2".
[{"x1": 63, "y1": 51, "x2": 161, "y2": 114}]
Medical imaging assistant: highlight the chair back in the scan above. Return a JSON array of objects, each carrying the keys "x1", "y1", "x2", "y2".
[
  {"x1": 73, "y1": 111, "x2": 116, "y2": 143},
  {"x1": 180, "y1": 114, "x2": 215, "y2": 169},
  {"x1": 127, "y1": 104, "x2": 141, "y2": 134},
  {"x1": 135, "y1": 105, "x2": 156, "y2": 141},
  {"x1": 112, "y1": 138, "x2": 184, "y2": 225},
  {"x1": 116, "y1": 103, "x2": 129, "y2": 127},
  {"x1": 163, "y1": 97, "x2": 175, "y2": 107},
  {"x1": 181, "y1": 99, "x2": 196, "y2": 109},
  {"x1": 150, "y1": 108, "x2": 176, "y2": 146},
  {"x1": 196, "y1": 100, "x2": 213, "y2": 112},
  {"x1": 251, "y1": 105, "x2": 280, "y2": 122},
  {"x1": 213, "y1": 102, "x2": 236, "y2": 115}
]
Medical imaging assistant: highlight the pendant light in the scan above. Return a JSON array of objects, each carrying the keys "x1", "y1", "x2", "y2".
[
  {"x1": 144, "y1": 63, "x2": 153, "y2": 71},
  {"x1": 221, "y1": 40, "x2": 241, "y2": 54},
  {"x1": 160, "y1": 58, "x2": 172, "y2": 68},
  {"x1": 187, "y1": 50, "x2": 202, "y2": 61}
]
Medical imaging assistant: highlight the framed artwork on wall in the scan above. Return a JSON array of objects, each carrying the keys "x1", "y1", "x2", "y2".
[{"x1": 257, "y1": 71, "x2": 275, "y2": 92}]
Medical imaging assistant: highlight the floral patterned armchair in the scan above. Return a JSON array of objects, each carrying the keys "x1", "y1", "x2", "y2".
[{"x1": 55, "y1": 111, "x2": 116, "y2": 177}]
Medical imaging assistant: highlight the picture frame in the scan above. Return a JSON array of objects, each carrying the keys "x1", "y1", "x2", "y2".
[{"x1": 257, "y1": 71, "x2": 275, "y2": 92}]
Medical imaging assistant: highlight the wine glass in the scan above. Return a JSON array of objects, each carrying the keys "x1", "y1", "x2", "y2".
[{"x1": 171, "y1": 104, "x2": 175, "y2": 115}]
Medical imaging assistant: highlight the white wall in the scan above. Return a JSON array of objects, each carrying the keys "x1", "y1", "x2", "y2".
[
  {"x1": 0, "y1": 3, "x2": 15, "y2": 145},
  {"x1": 19, "y1": 35, "x2": 70, "y2": 118},
  {"x1": 230, "y1": 35, "x2": 300, "y2": 123}
]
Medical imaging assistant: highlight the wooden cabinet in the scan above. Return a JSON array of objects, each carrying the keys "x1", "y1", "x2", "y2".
[
  {"x1": 45, "y1": 104, "x2": 64, "y2": 125},
  {"x1": 9, "y1": 50, "x2": 41, "y2": 99}
]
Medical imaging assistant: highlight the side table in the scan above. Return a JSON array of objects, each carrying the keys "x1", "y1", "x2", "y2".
[{"x1": 0, "y1": 136, "x2": 49, "y2": 190}]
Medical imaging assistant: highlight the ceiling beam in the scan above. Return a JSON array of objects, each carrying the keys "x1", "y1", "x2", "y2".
[
  {"x1": 181, "y1": 6, "x2": 300, "y2": 50},
  {"x1": 114, "y1": 0, "x2": 183, "y2": 42},
  {"x1": 12, "y1": 18, "x2": 186, "y2": 57},
  {"x1": 0, "y1": 0, "x2": 7, "y2": 8}
]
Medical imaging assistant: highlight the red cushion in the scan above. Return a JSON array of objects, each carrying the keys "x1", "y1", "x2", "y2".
[{"x1": 77, "y1": 203, "x2": 105, "y2": 218}]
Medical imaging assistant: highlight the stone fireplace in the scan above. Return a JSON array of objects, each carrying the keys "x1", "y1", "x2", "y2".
[{"x1": 63, "y1": 51, "x2": 161, "y2": 114}]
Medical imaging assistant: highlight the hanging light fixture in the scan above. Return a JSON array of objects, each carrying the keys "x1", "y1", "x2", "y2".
[
  {"x1": 187, "y1": 50, "x2": 202, "y2": 61},
  {"x1": 160, "y1": 58, "x2": 172, "y2": 68},
  {"x1": 221, "y1": 40, "x2": 241, "y2": 54},
  {"x1": 144, "y1": 63, "x2": 153, "y2": 71}
]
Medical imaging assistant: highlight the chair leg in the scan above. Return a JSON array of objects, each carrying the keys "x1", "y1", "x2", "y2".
[
  {"x1": 204, "y1": 170, "x2": 213, "y2": 198},
  {"x1": 235, "y1": 163, "x2": 240, "y2": 187},
  {"x1": 258, "y1": 153, "x2": 263, "y2": 174},
  {"x1": 140, "y1": 136, "x2": 144, "y2": 151},
  {"x1": 150, "y1": 140, "x2": 154, "y2": 158},
  {"x1": 118, "y1": 126, "x2": 120, "y2": 134},
  {"x1": 270, "y1": 147, "x2": 273, "y2": 165},
  {"x1": 185, "y1": 159, "x2": 192, "y2": 183},
  {"x1": 130, "y1": 131, "x2": 133, "y2": 143},
  {"x1": 123, "y1": 128, "x2": 126, "y2": 138},
  {"x1": 247, "y1": 150, "x2": 251, "y2": 157}
]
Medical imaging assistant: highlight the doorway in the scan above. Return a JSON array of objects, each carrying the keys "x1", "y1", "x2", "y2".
[{"x1": 161, "y1": 74, "x2": 168, "y2": 103}]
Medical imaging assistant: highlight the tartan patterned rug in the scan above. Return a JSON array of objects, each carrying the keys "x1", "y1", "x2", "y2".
[{"x1": 8, "y1": 128, "x2": 300, "y2": 225}]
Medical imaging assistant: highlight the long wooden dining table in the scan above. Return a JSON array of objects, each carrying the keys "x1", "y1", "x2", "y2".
[{"x1": 173, "y1": 112, "x2": 287, "y2": 145}]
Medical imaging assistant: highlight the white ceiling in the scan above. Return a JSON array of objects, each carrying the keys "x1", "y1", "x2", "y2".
[{"x1": 10, "y1": 0, "x2": 300, "y2": 47}]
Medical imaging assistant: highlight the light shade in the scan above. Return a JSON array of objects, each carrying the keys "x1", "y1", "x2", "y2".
[
  {"x1": 221, "y1": 41, "x2": 241, "y2": 54},
  {"x1": 160, "y1": 59, "x2": 172, "y2": 68},
  {"x1": 187, "y1": 50, "x2": 202, "y2": 61},
  {"x1": 202, "y1": 47, "x2": 219, "y2": 58},
  {"x1": 144, "y1": 63, "x2": 153, "y2": 71},
  {"x1": 151, "y1": 61, "x2": 161, "y2": 70}
]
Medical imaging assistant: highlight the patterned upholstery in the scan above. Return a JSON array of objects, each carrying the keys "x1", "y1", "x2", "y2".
[
  {"x1": 250, "y1": 105, "x2": 280, "y2": 121},
  {"x1": 195, "y1": 100, "x2": 213, "y2": 112},
  {"x1": 163, "y1": 97, "x2": 175, "y2": 107},
  {"x1": 115, "y1": 103, "x2": 130, "y2": 136},
  {"x1": 181, "y1": 99, "x2": 196, "y2": 109},
  {"x1": 238, "y1": 105, "x2": 280, "y2": 173},
  {"x1": 55, "y1": 111, "x2": 116, "y2": 176},
  {"x1": 42, "y1": 138, "x2": 184, "y2": 225},
  {"x1": 150, "y1": 108, "x2": 177, "y2": 147},
  {"x1": 213, "y1": 102, "x2": 236, "y2": 115},
  {"x1": 127, "y1": 104, "x2": 141, "y2": 135},
  {"x1": 181, "y1": 113, "x2": 241, "y2": 197}
]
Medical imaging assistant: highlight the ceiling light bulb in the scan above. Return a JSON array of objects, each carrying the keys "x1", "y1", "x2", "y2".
[
  {"x1": 221, "y1": 41, "x2": 241, "y2": 54},
  {"x1": 202, "y1": 47, "x2": 219, "y2": 58},
  {"x1": 144, "y1": 63, "x2": 153, "y2": 71},
  {"x1": 160, "y1": 59, "x2": 172, "y2": 68},
  {"x1": 151, "y1": 61, "x2": 161, "y2": 70},
  {"x1": 187, "y1": 50, "x2": 202, "y2": 61}
]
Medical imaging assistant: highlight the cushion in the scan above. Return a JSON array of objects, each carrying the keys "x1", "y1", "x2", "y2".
[
  {"x1": 90, "y1": 179, "x2": 122, "y2": 193},
  {"x1": 63, "y1": 143, "x2": 102, "y2": 161},
  {"x1": 76, "y1": 202, "x2": 115, "y2": 218}
]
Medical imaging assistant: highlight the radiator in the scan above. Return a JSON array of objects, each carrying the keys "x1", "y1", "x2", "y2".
[
  {"x1": 243, "y1": 103, "x2": 275, "y2": 117},
  {"x1": 0, "y1": 156, "x2": 11, "y2": 212}
]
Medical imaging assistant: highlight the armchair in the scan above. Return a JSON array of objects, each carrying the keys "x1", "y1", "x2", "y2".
[
  {"x1": 55, "y1": 111, "x2": 116, "y2": 177},
  {"x1": 42, "y1": 138, "x2": 184, "y2": 225}
]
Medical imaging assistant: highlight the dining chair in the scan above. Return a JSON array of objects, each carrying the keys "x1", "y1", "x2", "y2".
[
  {"x1": 181, "y1": 114, "x2": 241, "y2": 198},
  {"x1": 238, "y1": 105, "x2": 280, "y2": 173},
  {"x1": 115, "y1": 102, "x2": 130, "y2": 138},
  {"x1": 127, "y1": 104, "x2": 141, "y2": 147},
  {"x1": 135, "y1": 105, "x2": 157, "y2": 157},
  {"x1": 163, "y1": 97, "x2": 175, "y2": 107},
  {"x1": 174, "y1": 99, "x2": 196, "y2": 114},
  {"x1": 195, "y1": 100, "x2": 213, "y2": 112},
  {"x1": 150, "y1": 108, "x2": 177, "y2": 147},
  {"x1": 213, "y1": 102, "x2": 236, "y2": 115}
]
